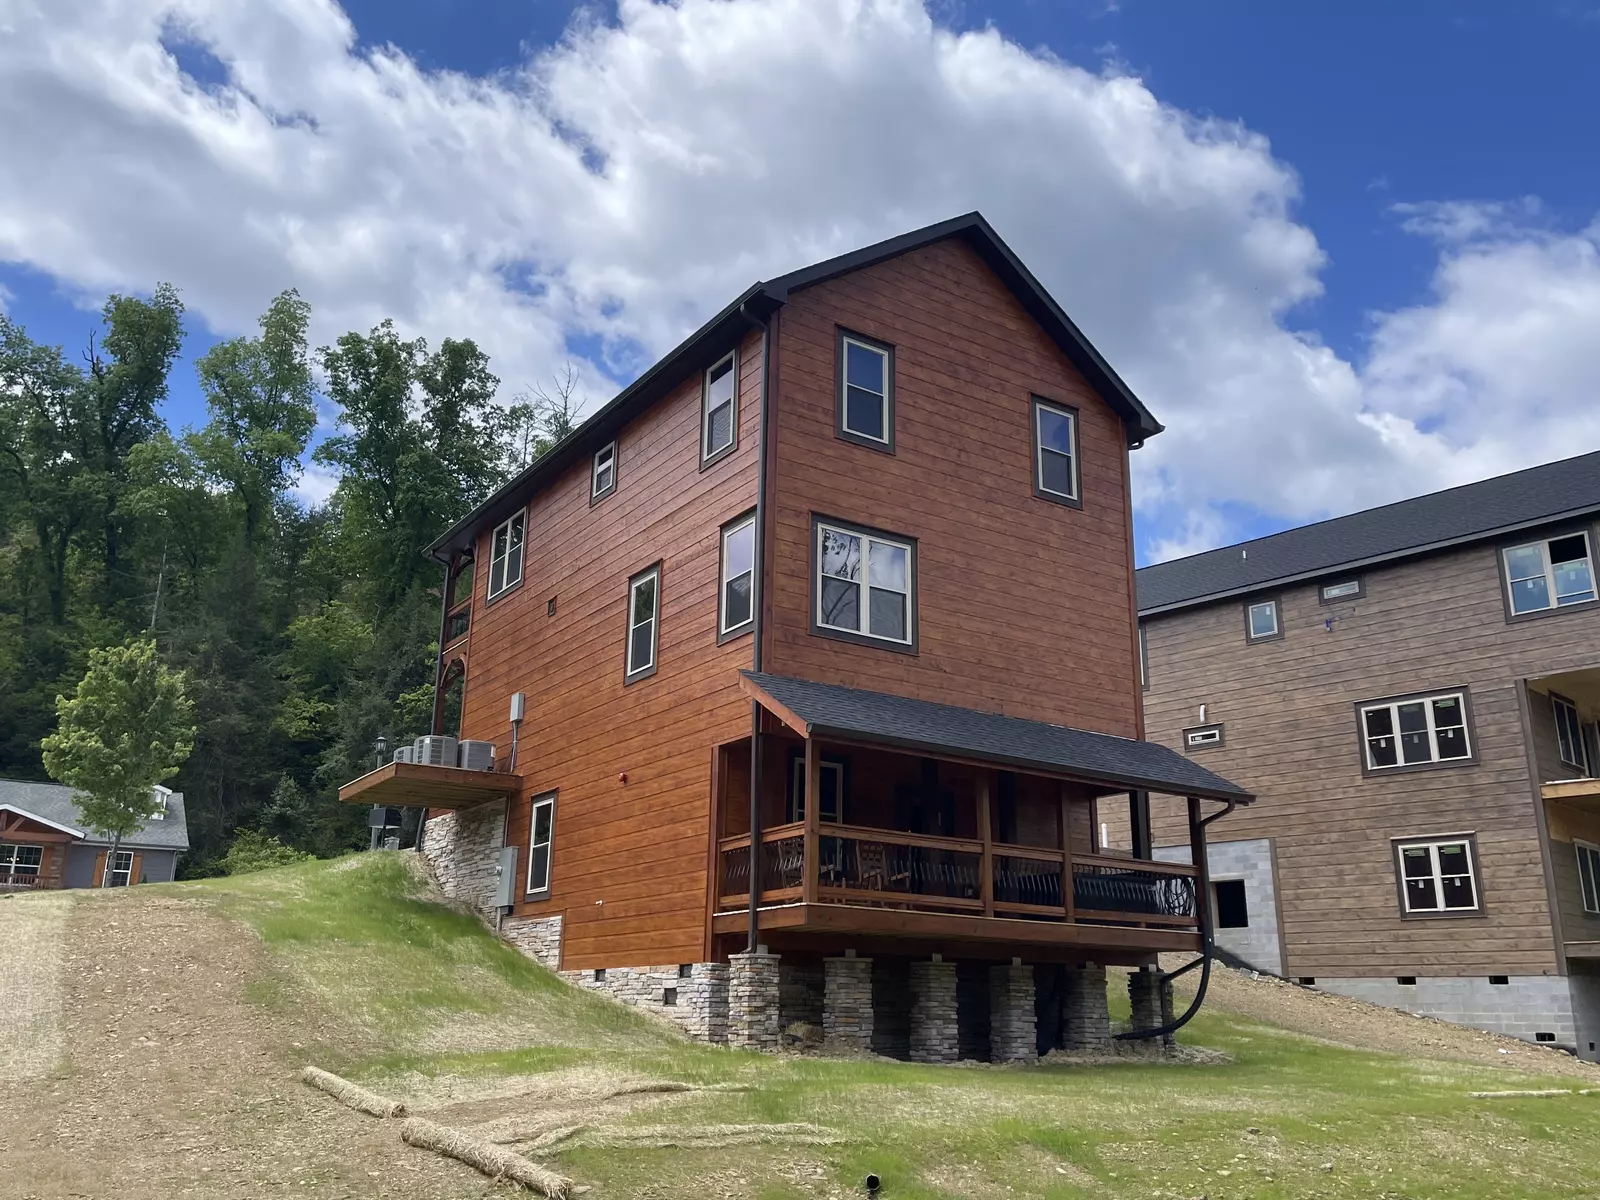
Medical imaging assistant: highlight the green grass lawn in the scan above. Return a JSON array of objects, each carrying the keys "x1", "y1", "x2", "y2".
[{"x1": 197, "y1": 854, "x2": 1600, "y2": 1199}]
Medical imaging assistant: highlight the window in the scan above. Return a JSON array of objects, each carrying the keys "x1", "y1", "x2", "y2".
[
  {"x1": 107, "y1": 849, "x2": 134, "y2": 888},
  {"x1": 1184, "y1": 724, "x2": 1225, "y2": 749},
  {"x1": 719, "y1": 514, "x2": 756, "y2": 638},
  {"x1": 1360, "y1": 690, "x2": 1472, "y2": 770},
  {"x1": 0, "y1": 843, "x2": 42, "y2": 877},
  {"x1": 1503, "y1": 533, "x2": 1596, "y2": 615},
  {"x1": 1553, "y1": 693, "x2": 1590, "y2": 773},
  {"x1": 1394, "y1": 836, "x2": 1480, "y2": 915},
  {"x1": 814, "y1": 519, "x2": 915, "y2": 648},
  {"x1": 591, "y1": 442, "x2": 617, "y2": 502},
  {"x1": 678, "y1": 963, "x2": 694, "y2": 979},
  {"x1": 488, "y1": 511, "x2": 525, "y2": 599},
  {"x1": 1577, "y1": 840, "x2": 1600, "y2": 915},
  {"x1": 1320, "y1": 578, "x2": 1364, "y2": 603},
  {"x1": 1245, "y1": 599, "x2": 1280, "y2": 642},
  {"x1": 625, "y1": 564, "x2": 661, "y2": 681},
  {"x1": 836, "y1": 331, "x2": 893, "y2": 450},
  {"x1": 701, "y1": 353, "x2": 737, "y2": 464},
  {"x1": 1031, "y1": 398, "x2": 1080, "y2": 505},
  {"x1": 1213, "y1": 879, "x2": 1248, "y2": 928},
  {"x1": 787, "y1": 756, "x2": 845, "y2": 825},
  {"x1": 526, "y1": 792, "x2": 556, "y2": 896}
]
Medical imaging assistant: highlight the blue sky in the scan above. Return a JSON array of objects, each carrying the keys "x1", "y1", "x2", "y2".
[{"x1": 4, "y1": 0, "x2": 1598, "y2": 560}]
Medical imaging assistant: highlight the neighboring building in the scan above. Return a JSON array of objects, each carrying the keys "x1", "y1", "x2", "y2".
[
  {"x1": 0, "y1": 779, "x2": 190, "y2": 889},
  {"x1": 1135, "y1": 450, "x2": 1600, "y2": 1058},
  {"x1": 340, "y1": 213, "x2": 1252, "y2": 1061}
]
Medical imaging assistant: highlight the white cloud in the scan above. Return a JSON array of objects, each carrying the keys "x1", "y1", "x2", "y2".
[{"x1": 0, "y1": 0, "x2": 1596, "y2": 555}]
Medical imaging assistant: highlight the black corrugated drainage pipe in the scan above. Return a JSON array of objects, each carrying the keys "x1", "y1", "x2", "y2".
[
  {"x1": 739, "y1": 301, "x2": 775, "y2": 954},
  {"x1": 1116, "y1": 798, "x2": 1236, "y2": 1041}
]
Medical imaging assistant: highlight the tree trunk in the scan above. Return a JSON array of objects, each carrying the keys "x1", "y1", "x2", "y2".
[{"x1": 102, "y1": 832, "x2": 121, "y2": 888}]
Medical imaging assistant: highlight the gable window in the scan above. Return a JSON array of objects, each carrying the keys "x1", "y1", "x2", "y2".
[
  {"x1": 719, "y1": 514, "x2": 756, "y2": 638},
  {"x1": 1394, "y1": 836, "x2": 1480, "y2": 915},
  {"x1": 625, "y1": 564, "x2": 661, "y2": 682},
  {"x1": 1184, "y1": 723, "x2": 1225, "y2": 749},
  {"x1": 814, "y1": 518, "x2": 915, "y2": 648},
  {"x1": 1320, "y1": 578, "x2": 1364, "y2": 603},
  {"x1": 836, "y1": 331, "x2": 893, "y2": 450},
  {"x1": 701, "y1": 352, "x2": 737, "y2": 465},
  {"x1": 1503, "y1": 533, "x2": 1596, "y2": 615},
  {"x1": 1031, "y1": 398, "x2": 1080, "y2": 505},
  {"x1": 1361, "y1": 690, "x2": 1472, "y2": 770},
  {"x1": 1576, "y1": 840, "x2": 1600, "y2": 915},
  {"x1": 1245, "y1": 599, "x2": 1280, "y2": 642},
  {"x1": 488, "y1": 511, "x2": 526, "y2": 600},
  {"x1": 0, "y1": 843, "x2": 42, "y2": 878},
  {"x1": 788, "y1": 755, "x2": 845, "y2": 825},
  {"x1": 591, "y1": 442, "x2": 617, "y2": 502},
  {"x1": 1553, "y1": 693, "x2": 1590, "y2": 774},
  {"x1": 526, "y1": 792, "x2": 556, "y2": 896}
]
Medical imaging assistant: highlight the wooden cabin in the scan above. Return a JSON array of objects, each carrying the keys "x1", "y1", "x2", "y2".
[{"x1": 339, "y1": 213, "x2": 1251, "y2": 1060}]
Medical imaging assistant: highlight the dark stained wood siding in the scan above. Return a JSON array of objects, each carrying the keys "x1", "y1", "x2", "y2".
[
  {"x1": 763, "y1": 238, "x2": 1142, "y2": 737},
  {"x1": 457, "y1": 331, "x2": 764, "y2": 970},
  {"x1": 1142, "y1": 536, "x2": 1600, "y2": 979}
]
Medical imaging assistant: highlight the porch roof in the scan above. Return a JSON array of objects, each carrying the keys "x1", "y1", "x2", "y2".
[{"x1": 740, "y1": 672, "x2": 1254, "y2": 804}]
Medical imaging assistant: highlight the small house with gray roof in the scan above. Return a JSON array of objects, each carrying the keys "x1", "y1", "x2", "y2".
[{"x1": 0, "y1": 778, "x2": 189, "y2": 890}]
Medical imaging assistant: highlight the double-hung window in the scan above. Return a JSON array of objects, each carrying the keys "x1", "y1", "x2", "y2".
[
  {"x1": 1394, "y1": 836, "x2": 1480, "y2": 914},
  {"x1": 488, "y1": 511, "x2": 525, "y2": 600},
  {"x1": 1503, "y1": 533, "x2": 1596, "y2": 615},
  {"x1": 719, "y1": 514, "x2": 756, "y2": 637},
  {"x1": 1361, "y1": 690, "x2": 1471, "y2": 770},
  {"x1": 1553, "y1": 693, "x2": 1591, "y2": 774},
  {"x1": 591, "y1": 442, "x2": 617, "y2": 502},
  {"x1": 625, "y1": 564, "x2": 661, "y2": 681},
  {"x1": 836, "y1": 332, "x2": 893, "y2": 450},
  {"x1": 526, "y1": 792, "x2": 556, "y2": 896},
  {"x1": 1031, "y1": 398, "x2": 1080, "y2": 504},
  {"x1": 814, "y1": 519, "x2": 914, "y2": 648},
  {"x1": 701, "y1": 353, "x2": 737, "y2": 464},
  {"x1": 1576, "y1": 840, "x2": 1600, "y2": 915},
  {"x1": 0, "y1": 843, "x2": 42, "y2": 878},
  {"x1": 108, "y1": 849, "x2": 134, "y2": 888}
]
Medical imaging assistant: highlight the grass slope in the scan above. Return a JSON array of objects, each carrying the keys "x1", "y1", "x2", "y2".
[{"x1": 208, "y1": 854, "x2": 1600, "y2": 1199}]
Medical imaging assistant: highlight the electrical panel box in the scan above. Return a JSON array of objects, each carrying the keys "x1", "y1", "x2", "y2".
[{"x1": 494, "y1": 844, "x2": 519, "y2": 909}]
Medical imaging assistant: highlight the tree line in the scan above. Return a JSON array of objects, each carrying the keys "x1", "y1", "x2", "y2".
[{"x1": 0, "y1": 286, "x2": 576, "y2": 871}]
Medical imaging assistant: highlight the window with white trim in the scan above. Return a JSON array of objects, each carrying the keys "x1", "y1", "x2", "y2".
[
  {"x1": 1576, "y1": 840, "x2": 1600, "y2": 915},
  {"x1": 1394, "y1": 837, "x2": 1479, "y2": 914},
  {"x1": 488, "y1": 511, "x2": 525, "y2": 599},
  {"x1": 1246, "y1": 600, "x2": 1279, "y2": 641},
  {"x1": 526, "y1": 792, "x2": 555, "y2": 895},
  {"x1": 591, "y1": 442, "x2": 617, "y2": 500},
  {"x1": 788, "y1": 758, "x2": 845, "y2": 825},
  {"x1": 1361, "y1": 691, "x2": 1471, "y2": 769},
  {"x1": 108, "y1": 849, "x2": 134, "y2": 888},
  {"x1": 719, "y1": 515, "x2": 755, "y2": 636},
  {"x1": 838, "y1": 335, "x2": 891, "y2": 446},
  {"x1": 816, "y1": 521, "x2": 913, "y2": 645},
  {"x1": 1032, "y1": 399, "x2": 1079, "y2": 502},
  {"x1": 1184, "y1": 724, "x2": 1224, "y2": 749},
  {"x1": 1553, "y1": 693, "x2": 1590, "y2": 774},
  {"x1": 0, "y1": 843, "x2": 42, "y2": 877},
  {"x1": 625, "y1": 565, "x2": 660, "y2": 680},
  {"x1": 701, "y1": 353, "x2": 737, "y2": 463},
  {"x1": 1503, "y1": 533, "x2": 1596, "y2": 615}
]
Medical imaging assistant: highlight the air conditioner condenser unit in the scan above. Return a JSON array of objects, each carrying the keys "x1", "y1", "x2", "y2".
[
  {"x1": 392, "y1": 745, "x2": 414, "y2": 764},
  {"x1": 457, "y1": 740, "x2": 496, "y2": 772},
  {"x1": 413, "y1": 735, "x2": 459, "y2": 767}
]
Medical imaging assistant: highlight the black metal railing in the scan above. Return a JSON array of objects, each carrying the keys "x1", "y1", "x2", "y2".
[{"x1": 1072, "y1": 859, "x2": 1197, "y2": 920}]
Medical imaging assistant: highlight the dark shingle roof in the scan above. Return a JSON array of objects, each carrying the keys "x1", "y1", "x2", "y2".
[
  {"x1": 1138, "y1": 450, "x2": 1600, "y2": 614},
  {"x1": 741, "y1": 672, "x2": 1252, "y2": 803},
  {"x1": 0, "y1": 778, "x2": 190, "y2": 850}
]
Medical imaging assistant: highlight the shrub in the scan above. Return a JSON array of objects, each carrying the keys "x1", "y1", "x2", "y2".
[{"x1": 220, "y1": 830, "x2": 314, "y2": 875}]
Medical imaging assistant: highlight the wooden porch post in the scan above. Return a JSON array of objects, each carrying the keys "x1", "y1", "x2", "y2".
[
  {"x1": 803, "y1": 736, "x2": 820, "y2": 904},
  {"x1": 1059, "y1": 786, "x2": 1076, "y2": 922},
  {"x1": 978, "y1": 771, "x2": 995, "y2": 917}
]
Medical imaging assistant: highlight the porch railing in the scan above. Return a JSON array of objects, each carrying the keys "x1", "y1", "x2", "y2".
[
  {"x1": 714, "y1": 822, "x2": 1199, "y2": 929},
  {"x1": 0, "y1": 871, "x2": 50, "y2": 891}
]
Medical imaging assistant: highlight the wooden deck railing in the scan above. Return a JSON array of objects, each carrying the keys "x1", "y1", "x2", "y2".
[
  {"x1": 0, "y1": 872, "x2": 52, "y2": 891},
  {"x1": 714, "y1": 822, "x2": 1199, "y2": 929}
]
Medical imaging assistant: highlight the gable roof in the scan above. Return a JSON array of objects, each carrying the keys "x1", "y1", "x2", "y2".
[
  {"x1": 0, "y1": 778, "x2": 190, "y2": 851},
  {"x1": 0, "y1": 803, "x2": 84, "y2": 838},
  {"x1": 428, "y1": 212, "x2": 1161, "y2": 562},
  {"x1": 1137, "y1": 449, "x2": 1600, "y2": 615},
  {"x1": 740, "y1": 671, "x2": 1252, "y2": 803}
]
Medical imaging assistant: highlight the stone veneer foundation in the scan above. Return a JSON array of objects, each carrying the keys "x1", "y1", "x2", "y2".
[
  {"x1": 908, "y1": 961, "x2": 959, "y2": 1063},
  {"x1": 1062, "y1": 964, "x2": 1113, "y2": 1052},
  {"x1": 729, "y1": 952, "x2": 782, "y2": 1050},
  {"x1": 1127, "y1": 965, "x2": 1175, "y2": 1050},
  {"x1": 418, "y1": 801, "x2": 506, "y2": 921},
  {"x1": 823, "y1": 957, "x2": 875, "y2": 1050},
  {"x1": 989, "y1": 963, "x2": 1038, "y2": 1063}
]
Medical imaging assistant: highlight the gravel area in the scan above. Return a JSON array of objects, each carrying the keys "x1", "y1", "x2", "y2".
[{"x1": 0, "y1": 890, "x2": 73, "y2": 1082}]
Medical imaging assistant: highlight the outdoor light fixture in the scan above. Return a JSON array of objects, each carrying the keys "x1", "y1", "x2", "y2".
[{"x1": 374, "y1": 734, "x2": 389, "y2": 768}]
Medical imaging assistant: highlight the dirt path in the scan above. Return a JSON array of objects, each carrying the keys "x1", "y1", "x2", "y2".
[
  {"x1": 0, "y1": 891, "x2": 74, "y2": 1082},
  {"x1": 0, "y1": 887, "x2": 491, "y2": 1200}
]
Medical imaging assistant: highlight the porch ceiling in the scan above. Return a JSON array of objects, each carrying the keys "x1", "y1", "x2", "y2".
[
  {"x1": 336, "y1": 762, "x2": 520, "y2": 810},
  {"x1": 739, "y1": 671, "x2": 1254, "y2": 803}
]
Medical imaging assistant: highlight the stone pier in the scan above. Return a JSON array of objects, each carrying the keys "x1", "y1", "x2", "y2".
[
  {"x1": 1128, "y1": 965, "x2": 1175, "y2": 1051},
  {"x1": 1062, "y1": 963, "x2": 1112, "y2": 1052},
  {"x1": 989, "y1": 962, "x2": 1038, "y2": 1063},
  {"x1": 729, "y1": 951, "x2": 781, "y2": 1050},
  {"x1": 824, "y1": 956, "x2": 874, "y2": 1050},
  {"x1": 909, "y1": 960, "x2": 959, "y2": 1063}
]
